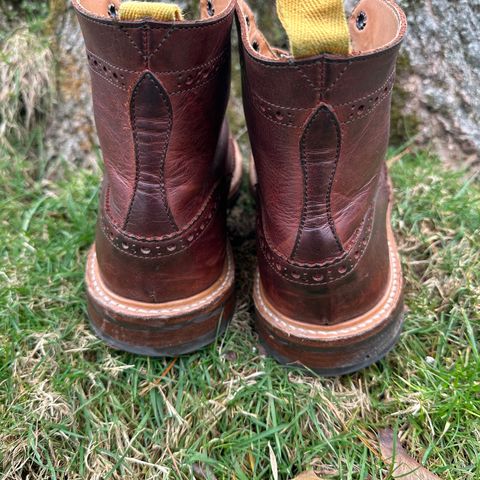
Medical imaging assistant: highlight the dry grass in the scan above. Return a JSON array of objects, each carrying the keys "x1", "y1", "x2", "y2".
[
  {"x1": 0, "y1": 144, "x2": 479, "y2": 479},
  {"x1": 0, "y1": 26, "x2": 54, "y2": 150}
]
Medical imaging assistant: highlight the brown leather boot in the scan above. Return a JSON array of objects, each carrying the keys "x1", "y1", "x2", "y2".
[
  {"x1": 73, "y1": 0, "x2": 241, "y2": 355},
  {"x1": 236, "y1": 0, "x2": 406, "y2": 374}
]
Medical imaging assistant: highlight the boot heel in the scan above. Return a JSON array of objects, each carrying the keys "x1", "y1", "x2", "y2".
[
  {"x1": 253, "y1": 217, "x2": 404, "y2": 376},
  {"x1": 85, "y1": 247, "x2": 236, "y2": 356}
]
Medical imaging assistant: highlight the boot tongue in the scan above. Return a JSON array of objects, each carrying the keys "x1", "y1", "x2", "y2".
[
  {"x1": 276, "y1": 0, "x2": 350, "y2": 58},
  {"x1": 118, "y1": 1, "x2": 183, "y2": 21}
]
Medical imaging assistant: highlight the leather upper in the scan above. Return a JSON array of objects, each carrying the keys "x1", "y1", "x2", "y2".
[
  {"x1": 237, "y1": 0, "x2": 406, "y2": 324},
  {"x1": 74, "y1": 0, "x2": 236, "y2": 302}
]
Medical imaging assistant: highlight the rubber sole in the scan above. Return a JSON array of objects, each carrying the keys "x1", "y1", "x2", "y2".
[
  {"x1": 253, "y1": 204, "x2": 404, "y2": 376},
  {"x1": 85, "y1": 246, "x2": 236, "y2": 356}
]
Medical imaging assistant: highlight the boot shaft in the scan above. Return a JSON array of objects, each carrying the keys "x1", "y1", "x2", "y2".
[
  {"x1": 73, "y1": 0, "x2": 235, "y2": 236},
  {"x1": 237, "y1": 0, "x2": 406, "y2": 326},
  {"x1": 74, "y1": 0, "x2": 237, "y2": 304},
  {"x1": 237, "y1": 0, "x2": 406, "y2": 262}
]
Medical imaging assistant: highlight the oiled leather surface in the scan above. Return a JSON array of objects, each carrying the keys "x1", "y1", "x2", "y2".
[
  {"x1": 236, "y1": 0, "x2": 406, "y2": 324},
  {"x1": 74, "y1": 1, "x2": 235, "y2": 302},
  {"x1": 126, "y1": 72, "x2": 176, "y2": 237},
  {"x1": 258, "y1": 169, "x2": 391, "y2": 325},
  {"x1": 294, "y1": 104, "x2": 343, "y2": 263}
]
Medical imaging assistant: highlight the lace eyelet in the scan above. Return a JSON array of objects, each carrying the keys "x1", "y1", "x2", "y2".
[
  {"x1": 207, "y1": 0, "x2": 215, "y2": 17},
  {"x1": 107, "y1": 3, "x2": 117, "y2": 19},
  {"x1": 356, "y1": 11, "x2": 367, "y2": 31}
]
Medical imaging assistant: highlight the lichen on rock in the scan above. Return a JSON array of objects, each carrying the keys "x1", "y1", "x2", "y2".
[{"x1": 398, "y1": 0, "x2": 480, "y2": 164}]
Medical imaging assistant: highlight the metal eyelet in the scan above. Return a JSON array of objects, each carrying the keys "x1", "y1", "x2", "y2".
[
  {"x1": 356, "y1": 11, "x2": 367, "y2": 31},
  {"x1": 207, "y1": 0, "x2": 215, "y2": 17},
  {"x1": 107, "y1": 3, "x2": 117, "y2": 20}
]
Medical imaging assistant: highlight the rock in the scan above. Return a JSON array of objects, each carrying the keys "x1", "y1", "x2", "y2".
[
  {"x1": 348, "y1": 0, "x2": 480, "y2": 164},
  {"x1": 398, "y1": 0, "x2": 480, "y2": 165},
  {"x1": 46, "y1": 1, "x2": 98, "y2": 171}
]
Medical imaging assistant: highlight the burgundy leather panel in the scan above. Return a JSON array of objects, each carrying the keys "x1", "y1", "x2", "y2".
[
  {"x1": 322, "y1": 49, "x2": 400, "y2": 107},
  {"x1": 125, "y1": 72, "x2": 177, "y2": 237},
  {"x1": 75, "y1": 14, "x2": 146, "y2": 71},
  {"x1": 331, "y1": 93, "x2": 393, "y2": 247},
  {"x1": 102, "y1": 181, "x2": 225, "y2": 256},
  {"x1": 259, "y1": 206, "x2": 374, "y2": 284},
  {"x1": 97, "y1": 183, "x2": 228, "y2": 303},
  {"x1": 242, "y1": 58, "x2": 319, "y2": 109},
  {"x1": 163, "y1": 48, "x2": 231, "y2": 225},
  {"x1": 147, "y1": 16, "x2": 234, "y2": 73},
  {"x1": 241, "y1": 72, "x2": 307, "y2": 256},
  {"x1": 293, "y1": 105, "x2": 343, "y2": 263},
  {"x1": 88, "y1": 70, "x2": 135, "y2": 224}
]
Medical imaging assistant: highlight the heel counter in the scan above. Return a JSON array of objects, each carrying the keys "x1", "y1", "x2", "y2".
[
  {"x1": 258, "y1": 174, "x2": 392, "y2": 325},
  {"x1": 96, "y1": 182, "x2": 228, "y2": 303}
]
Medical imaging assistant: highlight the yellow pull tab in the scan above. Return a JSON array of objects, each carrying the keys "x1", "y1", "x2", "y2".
[
  {"x1": 119, "y1": 1, "x2": 183, "y2": 21},
  {"x1": 277, "y1": 0, "x2": 350, "y2": 57}
]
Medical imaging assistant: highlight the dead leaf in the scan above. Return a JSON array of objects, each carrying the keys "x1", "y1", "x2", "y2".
[
  {"x1": 292, "y1": 471, "x2": 321, "y2": 480},
  {"x1": 247, "y1": 451, "x2": 255, "y2": 474},
  {"x1": 192, "y1": 462, "x2": 217, "y2": 480},
  {"x1": 378, "y1": 429, "x2": 441, "y2": 479},
  {"x1": 223, "y1": 350, "x2": 238, "y2": 362},
  {"x1": 257, "y1": 343, "x2": 268, "y2": 357}
]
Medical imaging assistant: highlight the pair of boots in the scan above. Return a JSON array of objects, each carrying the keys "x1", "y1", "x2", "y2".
[{"x1": 74, "y1": 0, "x2": 407, "y2": 375}]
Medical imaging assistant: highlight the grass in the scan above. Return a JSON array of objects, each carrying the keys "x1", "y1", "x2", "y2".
[
  {"x1": 1, "y1": 1, "x2": 479, "y2": 478},
  {"x1": 0, "y1": 10, "x2": 53, "y2": 152},
  {"x1": 0, "y1": 137, "x2": 479, "y2": 479}
]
